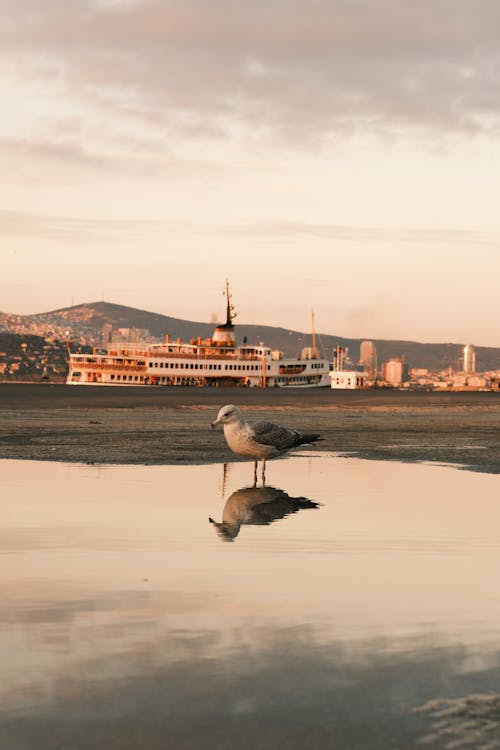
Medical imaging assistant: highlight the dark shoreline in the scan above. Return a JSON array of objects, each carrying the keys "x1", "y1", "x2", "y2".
[{"x1": 1, "y1": 383, "x2": 499, "y2": 473}]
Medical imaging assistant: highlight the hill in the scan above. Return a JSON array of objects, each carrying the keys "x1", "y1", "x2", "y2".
[{"x1": 1, "y1": 301, "x2": 500, "y2": 372}]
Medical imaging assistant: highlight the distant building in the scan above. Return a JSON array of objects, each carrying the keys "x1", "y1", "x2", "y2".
[
  {"x1": 330, "y1": 371, "x2": 367, "y2": 389},
  {"x1": 111, "y1": 327, "x2": 151, "y2": 344},
  {"x1": 331, "y1": 343, "x2": 368, "y2": 388},
  {"x1": 463, "y1": 344, "x2": 476, "y2": 373},
  {"x1": 359, "y1": 340, "x2": 377, "y2": 380},
  {"x1": 101, "y1": 323, "x2": 113, "y2": 347},
  {"x1": 382, "y1": 357, "x2": 407, "y2": 387},
  {"x1": 410, "y1": 368, "x2": 428, "y2": 379}
]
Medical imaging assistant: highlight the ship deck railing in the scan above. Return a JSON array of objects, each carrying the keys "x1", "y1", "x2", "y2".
[
  {"x1": 96, "y1": 350, "x2": 266, "y2": 362},
  {"x1": 72, "y1": 362, "x2": 147, "y2": 372}
]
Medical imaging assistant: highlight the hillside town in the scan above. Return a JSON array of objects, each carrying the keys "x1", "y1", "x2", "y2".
[
  {"x1": 1, "y1": 315, "x2": 499, "y2": 390},
  {"x1": 0, "y1": 334, "x2": 69, "y2": 382}
]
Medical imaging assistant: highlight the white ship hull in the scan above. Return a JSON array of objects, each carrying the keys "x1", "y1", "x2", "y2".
[{"x1": 67, "y1": 342, "x2": 330, "y2": 388}]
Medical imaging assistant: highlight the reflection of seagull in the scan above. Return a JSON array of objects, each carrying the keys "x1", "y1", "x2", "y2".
[
  {"x1": 209, "y1": 485, "x2": 319, "y2": 541},
  {"x1": 211, "y1": 404, "x2": 322, "y2": 484}
]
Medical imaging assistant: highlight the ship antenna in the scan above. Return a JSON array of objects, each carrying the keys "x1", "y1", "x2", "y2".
[
  {"x1": 225, "y1": 278, "x2": 237, "y2": 325},
  {"x1": 311, "y1": 309, "x2": 318, "y2": 358}
]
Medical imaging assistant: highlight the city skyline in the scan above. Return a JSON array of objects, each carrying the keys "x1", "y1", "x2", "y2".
[{"x1": 2, "y1": 1, "x2": 500, "y2": 346}]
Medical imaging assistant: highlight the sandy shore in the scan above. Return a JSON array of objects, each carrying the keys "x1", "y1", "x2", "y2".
[{"x1": 1, "y1": 383, "x2": 499, "y2": 473}]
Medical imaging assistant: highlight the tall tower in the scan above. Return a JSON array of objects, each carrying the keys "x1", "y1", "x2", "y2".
[
  {"x1": 101, "y1": 322, "x2": 112, "y2": 347},
  {"x1": 463, "y1": 344, "x2": 476, "y2": 373},
  {"x1": 359, "y1": 340, "x2": 378, "y2": 380}
]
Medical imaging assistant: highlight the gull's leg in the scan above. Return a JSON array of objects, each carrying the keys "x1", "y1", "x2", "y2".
[
  {"x1": 253, "y1": 460, "x2": 258, "y2": 487},
  {"x1": 261, "y1": 460, "x2": 266, "y2": 486}
]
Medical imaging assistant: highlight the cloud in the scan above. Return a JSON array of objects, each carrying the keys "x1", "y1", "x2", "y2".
[
  {"x1": 216, "y1": 221, "x2": 499, "y2": 246},
  {"x1": 2, "y1": 210, "x2": 497, "y2": 248},
  {"x1": 3, "y1": 0, "x2": 500, "y2": 153},
  {"x1": 3, "y1": 209, "x2": 499, "y2": 260},
  {"x1": 0, "y1": 209, "x2": 188, "y2": 241}
]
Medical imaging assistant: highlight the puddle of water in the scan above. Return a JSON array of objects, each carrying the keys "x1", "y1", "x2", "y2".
[{"x1": 1, "y1": 455, "x2": 500, "y2": 749}]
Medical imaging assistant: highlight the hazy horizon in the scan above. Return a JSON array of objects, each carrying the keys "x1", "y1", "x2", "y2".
[
  {"x1": 2, "y1": 1, "x2": 500, "y2": 347},
  {"x1": 2, "y1": 296, "x2": 494, "y2": 350}
]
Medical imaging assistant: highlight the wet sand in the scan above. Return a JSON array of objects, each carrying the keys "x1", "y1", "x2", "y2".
[{"x1": 0, "y1": 383, "x2": 499, "y2": 473}]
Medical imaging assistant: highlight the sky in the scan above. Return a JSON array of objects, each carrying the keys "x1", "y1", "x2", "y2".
[{"x1": 1, "y1": 0, "x2": 500, "y2": 346}]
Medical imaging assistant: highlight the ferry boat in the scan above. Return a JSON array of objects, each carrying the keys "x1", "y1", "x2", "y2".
[{"x1": 66, "y1": 283, "x2": 330, "y2": 388}]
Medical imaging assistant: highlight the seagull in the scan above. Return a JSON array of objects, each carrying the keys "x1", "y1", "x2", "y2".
[{"x1": 211, "y1": 404, "x2": 322, "y2": 484}]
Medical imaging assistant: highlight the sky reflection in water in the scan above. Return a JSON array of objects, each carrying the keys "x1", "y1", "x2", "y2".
[{"x1": 1, "y1": 455, "x2": 500, "y2": 749}]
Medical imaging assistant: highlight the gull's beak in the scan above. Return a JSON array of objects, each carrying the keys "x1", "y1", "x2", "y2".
[{"x1": 211, "y1": 419, "x2": 219, "y2": 429}]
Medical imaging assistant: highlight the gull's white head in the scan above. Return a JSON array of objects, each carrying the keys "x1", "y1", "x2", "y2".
[{"x1": 211, "y1": 404, "x2": 242, "y2": 428}]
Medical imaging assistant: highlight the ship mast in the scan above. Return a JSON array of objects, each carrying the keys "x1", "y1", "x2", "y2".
[{"x1": 225, "y1": 278, "x2": 237, "y2": 326}]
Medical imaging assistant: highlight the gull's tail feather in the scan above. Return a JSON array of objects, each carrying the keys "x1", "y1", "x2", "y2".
[{"x1": 297, "y1": 433, "x2": 322, "y2": 446}]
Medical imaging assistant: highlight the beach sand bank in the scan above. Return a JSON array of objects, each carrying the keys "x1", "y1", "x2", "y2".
[{"x1": 0, "y1": 383, "x2": 499, "y2": 473}]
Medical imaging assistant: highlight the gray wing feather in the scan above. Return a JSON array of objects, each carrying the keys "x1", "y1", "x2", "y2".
[{"x1": 250, "y1": 421, "x2": 301, "y2": 451}]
